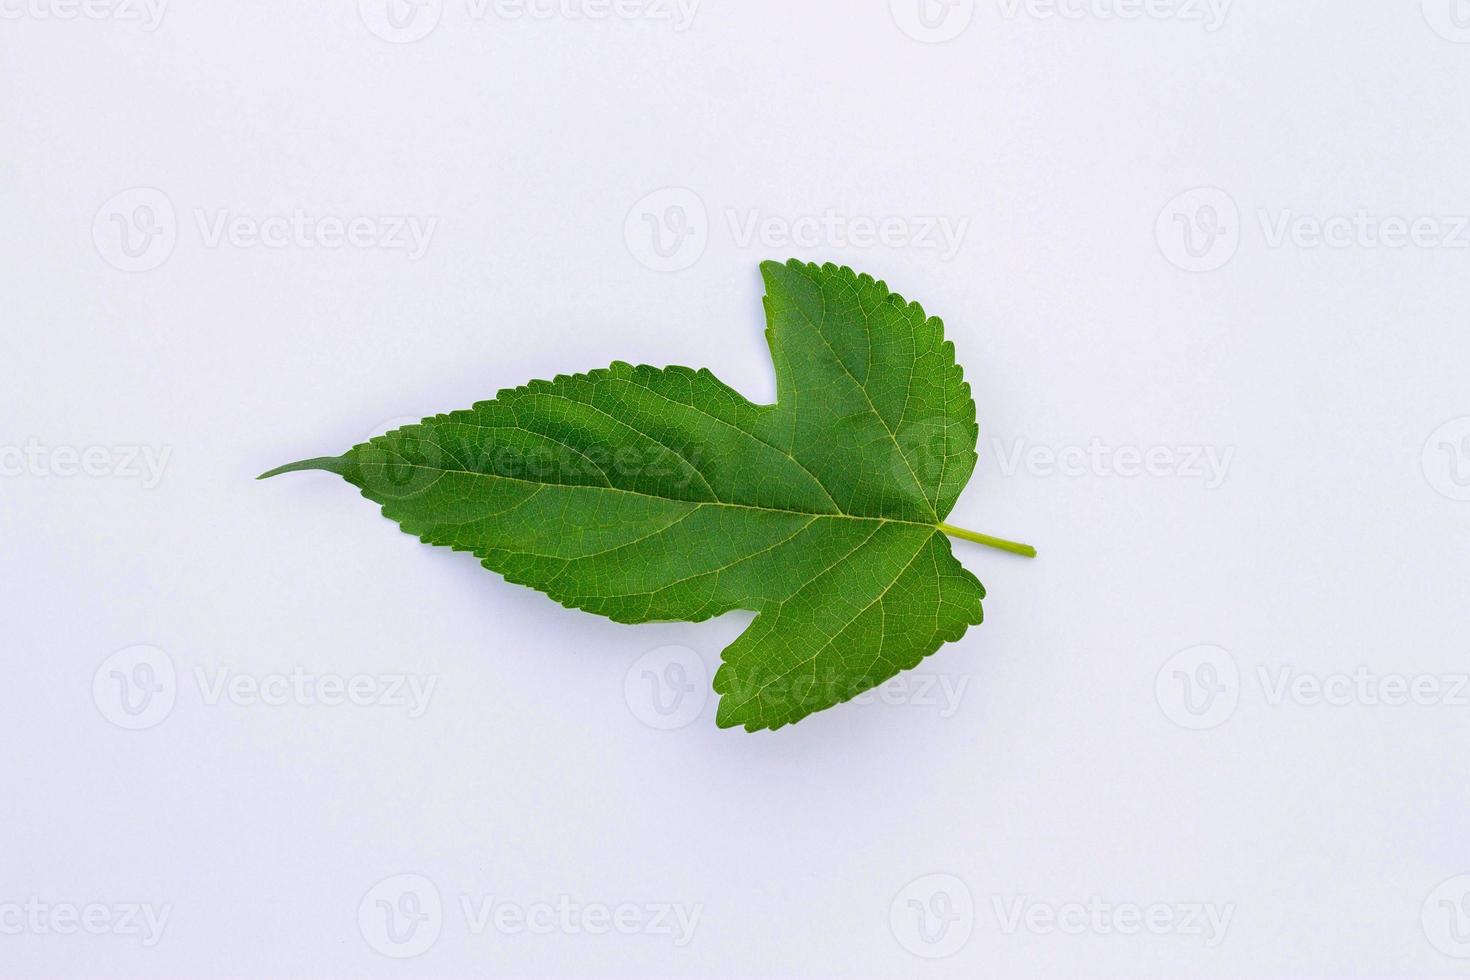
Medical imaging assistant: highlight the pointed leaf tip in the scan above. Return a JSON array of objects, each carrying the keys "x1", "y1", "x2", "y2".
[{"x1": 257, "y1": 456, "x2": 347, "y2": 481}]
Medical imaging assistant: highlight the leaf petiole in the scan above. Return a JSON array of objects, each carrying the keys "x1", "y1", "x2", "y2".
[{"x1": 936, "y1": 523, "x2": 1037, "y2": 558}]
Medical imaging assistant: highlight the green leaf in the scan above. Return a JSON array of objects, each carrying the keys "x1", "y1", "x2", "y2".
[{"x1": 261, "y1": 260, "x2": 1033, "y2": 731}]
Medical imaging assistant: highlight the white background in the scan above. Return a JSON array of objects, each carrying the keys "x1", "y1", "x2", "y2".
[{"x1": 4, "y1": 1, "x2": 1470, "y2": 976}]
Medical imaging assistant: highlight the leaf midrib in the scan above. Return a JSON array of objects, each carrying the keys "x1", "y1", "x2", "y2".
[{"x1": 358, "y1": 456, "x2": 943, "y2": 531}]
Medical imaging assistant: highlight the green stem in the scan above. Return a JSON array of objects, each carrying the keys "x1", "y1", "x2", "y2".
[{"x1": 936, "y1": 522, "x2": 1037, "y2": 558}]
